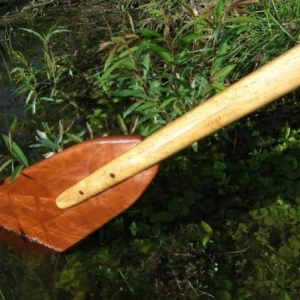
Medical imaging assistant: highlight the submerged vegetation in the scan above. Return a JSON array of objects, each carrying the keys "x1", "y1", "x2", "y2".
[{"x1": 1, "y1": 0, "x2": 300, "y2": 298}]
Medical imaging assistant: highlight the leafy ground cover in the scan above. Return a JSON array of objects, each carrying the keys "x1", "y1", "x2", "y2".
[{"x1": 1, "y1": 0, "x2": 300, "y2": 299}]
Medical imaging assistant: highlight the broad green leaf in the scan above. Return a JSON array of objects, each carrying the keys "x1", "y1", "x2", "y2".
[
  {"x1": 138, "y1": 112, "x2": 161, "y2": 125},
  {"x1": 111, "y1": 89, "x2": 145, "y2": 98},
  {"x1": 43, "y1": 152, "x2": 55, "y2": 158},
  {"x1": 10, "y1": 117, "x2": 19, "y2": 133},
  {"x1": 136, "y1": 103, "x2": 157, "y2": 112},
  {"x1": 47, "y1": 29, "x2": 69, "y2": 40},
  {"x1": 157, "y1": 50, "x2": 174, "y2": 63},
  {"x1": 220, "y1": 25, "x2": 249, "y2": 45},
  {"x1": 158, "y1": 97, "x2": 177, "y2": 110},
  {"x1": 176, "y1": 48, "x2": 189, "y2": 62},
  {"x1": 103, "y1": 58, "x2": 129, "y2": 76},
  {"x1": 140, "y1": 124, "x2": 162, "y2": 136},
  {"x1": 201, "y1": 221, "x2": 213, "y2": 235},
  {"x1": 289, "y1": 240, "x2": 300, "y2": 250},
  {"x1": 103, "y1": 44, "x2": 118, "y2": 71},
  {"x1": 65, "y1": 133, "x2": 83, "y2": 143},
  {"x1": 173, "y1": 103, "x2": 183, "y2": 116},
  {"x1": 215, "y1": 0, "x2": 225, "y2": 24},
  {"x1": 212, "y1": 64, "x2": 236, "y2": 82},
  {"x1": 117, "y1": 114, "x2": 128, "y2": 135},
  {"x1": 181, "y1": 33, "x2": 203, "y2": 43},
  {"x1": 264, "y1": 216, "x2": 275, "y2": 226},
  {"x1": 191, "y1": 142, "x2": 198, "y2": 152},
  {"x1": 202, "y1": 236, "x2": 210, "y2": 246},
  {"x1": 211, "y1": 82, "x2": 227, "y2": 91},
  {"x1": 146, "y1": 43, "x2": 174, "y2": 63},
  {"x1": 142, "y1": 53, "x2": 150, "y2": 72},
  {"x1": 217, "y1": 129, "x2": 230, "y2": 142},
  {"x1": 288, "y1": 207, "x2": 297, "y2": 216},
  {"x1": 100, "y1": 58, "x2": 137, "y2": 81},
  {"x1": 123, "y1": 102, "x2": 143, "y2": 118},
  {"x1": 36, "y1": 130, "x2": 48, "y2": 139},
  {"x1": 174, "y1": 77, "x2": 190, "y2": 89},
  {"x1": 173, "y1": 12, "x2": 213, "y2": 43},
  {"x1": 0, "y1": 158, "x2": 14, "y2": 173},
  {"x1": 149, "y1": 80, "x2": 161, "y2": 91},
  {"x1": 11, "y1": 67, "x2": 22, "y2": 74},
  {"x1": 39, "y1": 139, "x2": 61, "y2": 150},
  {"x1": 118, "y1": 57, "x2": 137, "y2": 68},
  {"x1": 30, "y1": 143, "x2": 43, "y2": 148},
  {"x1": 11, "y1": 142, "x2": 29, "y2": 166},
  {"x1": 148, "y1": 9, "x2": 164, "y2": 17},
  {"x1": 20, "y1": 28, "x2": 44, "y2": 43},
  {"x1": 214, "y1": 161, "x2": 226, "y2": 171},
  {"x1": 279, "y1": 245, "x2": 293, "y2": 258},
  {"x1": 129, "y1": 222, "x2": 137, "y2": 236},
  {"x1": 140, "y1": 125, "x2": 150, "y2": 136},
  {"x1": 40, "y1": 97, "x2": 55, "y2": 102},
  {"x1": 249, "y1": 209, "x2": 258, "y2": 219},
  {"x1": 212, "y1": 42, "x2": 228, "y2": 76},
  {"x1": 283, "y1": 292, "x2": 292, "y2": 300},
  {"x1": 10, "y1": 165, "x2": 24, "y2": 181},
  {"x1": 2, "y1": 134, "x2": 11, "y2": 150},
  {"x1": 259, "y1": 208, "x2": 269, "y2": 217},
  {"x1": 111, "y1": 36, "x2": 127, "y2": 43},
  {"x1": 118, "y1": 45, "x2": 139, "y2": 58}
]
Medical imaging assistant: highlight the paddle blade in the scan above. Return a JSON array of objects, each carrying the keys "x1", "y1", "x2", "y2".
[{"x1": 0, "y1": 136, "x2": 159, "y2": 254}]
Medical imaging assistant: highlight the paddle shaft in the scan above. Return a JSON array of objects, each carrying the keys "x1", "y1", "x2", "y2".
[{"x1": 57, "y1": 44, "x2": 300, "y2": 209}]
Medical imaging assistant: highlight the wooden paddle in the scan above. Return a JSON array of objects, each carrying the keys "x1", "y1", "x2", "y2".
[{"x1": 1, "y1": 44, "x2": 300, "y2": 254}]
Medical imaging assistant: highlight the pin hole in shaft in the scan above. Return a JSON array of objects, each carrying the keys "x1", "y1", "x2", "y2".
[{"x1": 77, "y1": 174, "x2": 116, "y2": 196}]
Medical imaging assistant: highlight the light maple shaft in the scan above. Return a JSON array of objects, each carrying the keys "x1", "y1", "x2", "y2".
[{"x1": 56, "y1": 45, "x2": 300, "y2": 209}]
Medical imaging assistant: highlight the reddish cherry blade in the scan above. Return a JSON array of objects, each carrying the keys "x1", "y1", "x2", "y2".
[{"x1": 0, "y1": 136, "x2": 159, "y2": 254}]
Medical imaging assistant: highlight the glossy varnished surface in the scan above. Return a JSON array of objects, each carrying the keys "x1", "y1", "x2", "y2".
[{"x1": 0, "y1": 136, "x2": 159, "y2": 254}]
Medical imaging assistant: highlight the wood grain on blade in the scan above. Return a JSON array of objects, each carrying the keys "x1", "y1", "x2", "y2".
[{"x1": 0, "y1": 136, "x2": 159, "y2": 254}]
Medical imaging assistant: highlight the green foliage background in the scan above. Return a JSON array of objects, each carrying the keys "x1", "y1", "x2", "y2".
[{"x1": 1, "y1": 0, "x2": 300, "y2": 299}]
